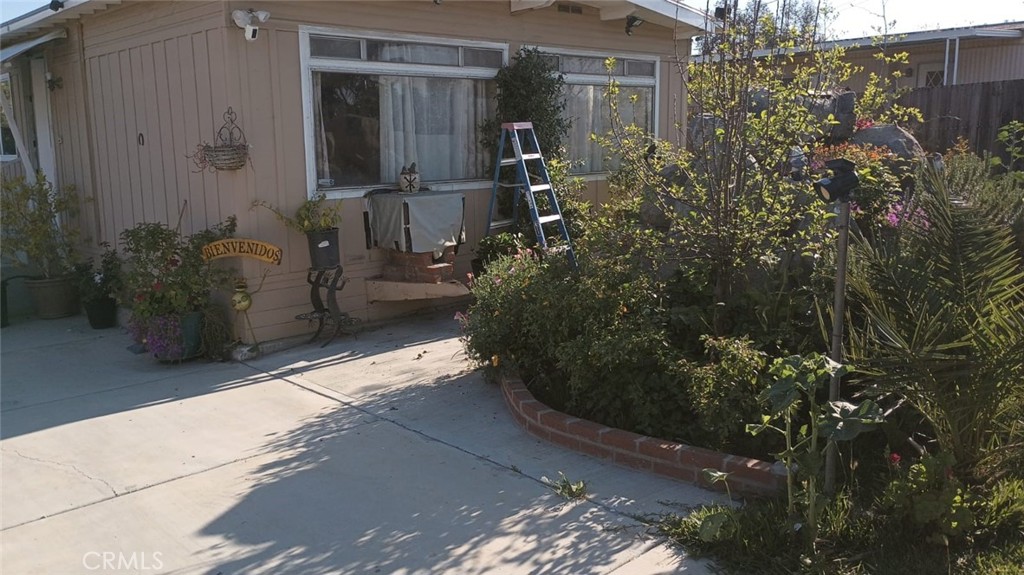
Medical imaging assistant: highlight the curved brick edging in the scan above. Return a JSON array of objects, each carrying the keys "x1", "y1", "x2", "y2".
[{"x1": 500, "y1": 376, "x2": 786, "y2": 497}]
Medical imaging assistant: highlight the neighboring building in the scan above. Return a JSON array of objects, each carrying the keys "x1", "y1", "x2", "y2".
[
  {"x1": 813, "y1": 22, "x2": 1024, "y2": 93},
  {"x1": 0, "y1": 0, "x2": 707, "y2": 341}
]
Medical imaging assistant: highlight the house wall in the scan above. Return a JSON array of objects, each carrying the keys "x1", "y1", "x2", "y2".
[
  {"x1": 838, "y1": 34, "x2": 1024, "y2": 93},
  {"x1": 49, "y1": 0, "x2": 693, "y2": 343}
]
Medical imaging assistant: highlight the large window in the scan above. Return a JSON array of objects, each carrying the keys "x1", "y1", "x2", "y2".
[
  {"x1": 542, "y1": 50, "x2": 658, "y2": 173},
  {"x1": 303, "y1": 30, "x2": 503, "y2": 194}
]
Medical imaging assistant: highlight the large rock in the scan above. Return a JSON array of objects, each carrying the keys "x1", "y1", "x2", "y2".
[
  {"x1": 850, "y1": 124, "x2": 925, "y2": 160},
  {"x1": 749, "y1": 88, "x2": 857, "y2": 142}
]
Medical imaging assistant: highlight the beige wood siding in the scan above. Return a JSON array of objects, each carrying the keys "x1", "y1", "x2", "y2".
[
  {"x1": 42, "y1": 1, "x2": 693, "y2": 343},
  {"x1": 213, "y1": 0, "x2": 698, "y2": 342},
  {"x1": 79, "y1": 1, "x2": 230, "y2": 246}
]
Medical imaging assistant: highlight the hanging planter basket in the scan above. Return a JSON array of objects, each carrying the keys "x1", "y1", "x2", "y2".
[
  {"x1": 202, "y1": 143, "x2": 249, "y2": 170},
  {"x1": 189, "y1": 107, "x2": 250, "y2": 172}
]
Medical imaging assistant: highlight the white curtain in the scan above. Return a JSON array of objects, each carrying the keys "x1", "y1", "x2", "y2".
[
  {"x1": 378, "y1": 73, "x2": 489, "y2": 182},
  {"x1": 312, "y1": 74, "x2": 331, "y2": 181},
  {"x1": 565, "y1": 84, "x2": 654, "y2": 173}
]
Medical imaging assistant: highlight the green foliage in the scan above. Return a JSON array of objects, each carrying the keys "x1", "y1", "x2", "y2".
[
  {"x1": 481, "y1": 47, "x2": 569, "y2": 160},
  {"x1": 73, "y1": 242, "x2": 122, "y2": 304},
  {"x1": 120, "y1": 216, "x2": 237, "y2": 320},
  {"x1": 992, "y1": 119, "x2": 1024, "y2": 180},
  {"x1": 473, "y1": 232, "x2": 527, "y2": 268},
  {"x1": 855, "y1": 49, "x2": 922, "y2": 125},
  {"x1": 543, "y1": 471, "x2": 588, "y2": 500},
  {"x1": 0, "y1": 172, "x2": 80, "y2": 278},
  {"x1": 686, "y1": 336, "x2": 770, "y2": 451},
  {"x1": 947, "y1": 135, "x2": 1024, "y2": 260},
  {"x1": 251, "y1": 192, "x2": 342, "y2": 233},
  {"x1": 847, "y1": 166, "x2": 1024, "y2": 478},
  {"x1": 745, "y1": 354, "x2": 881, "y2": 550},
  {"x1": 881, "y1": 452, "x2": 974, "y2": 545}
]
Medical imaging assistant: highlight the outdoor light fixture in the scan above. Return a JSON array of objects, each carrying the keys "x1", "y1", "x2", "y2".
[
  {"x1": 814, "y1": 157, "x2": 859, "y2": 497},
  {"x1": 232, "y1": 9, "x2": 270, "y2": 42},
  {"x1": 813, "y1": 158, "x2": 859, "y2": 203},
  {"x1": 714, "y1": 5, "x2": 731, "y2": 20},
  {"x1": 49, "y1": 0, "x2": 64, "y2": 11},
  {"x1": 625, "y1": 15, "x2": 644, "y2": 36}
]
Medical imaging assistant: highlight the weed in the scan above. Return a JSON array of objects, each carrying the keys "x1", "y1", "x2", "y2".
[{"x1": 543, "y1": 471, "x2": 588, "y2": 501}]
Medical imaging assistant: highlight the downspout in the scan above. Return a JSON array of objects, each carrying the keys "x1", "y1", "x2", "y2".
[
  {"x1": 943, "y1": 37, "x2": 950, "y2": 85},
  {"x1": 952, "y1": 37, "x2": 960, "y2": 85}
]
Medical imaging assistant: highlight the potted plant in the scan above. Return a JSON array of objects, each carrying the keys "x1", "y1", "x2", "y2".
[
  {"x1": 120, "y1": 217, "x2": 236, "y2": 361},
  {"x1": 0, "y1": 172, "x2": 81, "y2": 318},
  {"x1": 252, "y1": 193, "x2": 343, "y2": 269},
  {"x1": 74, "y1": 243, "x2": 122, "y2": 329}
]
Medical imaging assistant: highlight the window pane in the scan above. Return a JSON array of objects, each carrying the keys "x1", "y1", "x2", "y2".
[
  {"x1": 564, "y1": 84, "x2": 653, "y2": 173},
  {"x1": 315, "y1": 72, "x2": 495, "y2": 187},
  {"x1": 0, "y1": 80, "x2": 15, "y2": 157},
  {"x1": 464, "y1": 47, "x2": 503, "y2": 68},
  {"x1": 562, "y1": 55, "x2": 622, "y2": 75},
  {"x1": 310, "y1": 36, "x2": 361, "y2": 59},
  {"x1": 366, "y1": 41, "x2": 460, "y2": 66},
  {"x1": 626, "y1": 60, "x2": 656, "y2": 77}
]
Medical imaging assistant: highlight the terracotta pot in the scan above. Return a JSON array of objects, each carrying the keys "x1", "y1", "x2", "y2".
[{"x1": 25, "y1": 276, "x2": 79, "y2": 319}]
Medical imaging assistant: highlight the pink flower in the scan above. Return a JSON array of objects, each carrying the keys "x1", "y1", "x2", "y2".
[{"x1": 889, "y1": 452, "x2": 902, "y2": 465}]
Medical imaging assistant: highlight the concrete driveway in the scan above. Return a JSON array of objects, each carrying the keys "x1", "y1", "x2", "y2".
[{"x1": 0, "y1": 310, "x2": 719, "y2": 574}]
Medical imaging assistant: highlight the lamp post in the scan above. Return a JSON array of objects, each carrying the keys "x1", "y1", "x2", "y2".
[{"x1": 813, "y1": 158, "x2": 858, "y2": 496}]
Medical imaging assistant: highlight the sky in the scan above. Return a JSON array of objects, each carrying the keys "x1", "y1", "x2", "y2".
[{"x1": 2, "y1": 0, "x2": 1024, "y2": 39}]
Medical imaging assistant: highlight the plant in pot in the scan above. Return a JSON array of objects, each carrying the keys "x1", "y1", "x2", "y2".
[
  {"x1": 74, "y1": 243, "x2": 122, "y2": 329},
  {"x1": 252, "y1": 192, "x2": 343, "y2": 269},
  {"x1": 0, "y1": 172, "x2": 81, "y2": 319},
  {"x1": 120, "y1": 217, "x2": 236, "y2": 361}
]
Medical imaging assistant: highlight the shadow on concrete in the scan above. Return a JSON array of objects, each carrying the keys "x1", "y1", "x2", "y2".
[
  {"x1": 0, "y1": 312, "x2": 456, "y2": 439},
  {"x1": 195, "y1": 372, "x2": 675, "y2": 574}
]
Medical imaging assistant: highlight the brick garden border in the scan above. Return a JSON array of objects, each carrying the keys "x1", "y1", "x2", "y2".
[{"x1": 500, "y1": 375, "x2": 787, "y2": 497}]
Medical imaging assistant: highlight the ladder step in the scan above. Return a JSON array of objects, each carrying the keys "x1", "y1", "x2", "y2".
[
  {"x1": 529, "y1": 184, "x2": 551, "y2": 193},
  {"x1": 537, "y1": 215, "x2": 562, "y2": 225},
  {"x1": 521, "y1": 153, "x2": 543, "y2": 161},
  {"x1": 499, "y1": 158, "x2": 519, "y2": 166}
]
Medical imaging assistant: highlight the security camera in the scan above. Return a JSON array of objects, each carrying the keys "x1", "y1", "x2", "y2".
[{"x1": 245, "y1": 24, "x2": 259, "y2": 41}]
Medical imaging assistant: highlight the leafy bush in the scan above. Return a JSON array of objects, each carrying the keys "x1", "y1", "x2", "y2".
[
  {"x1": 881, "y1": 452, "x2": 975, "y2": 545},
  {"x1": 685, "y1": 336, "x2": 769, "y2": 452}
]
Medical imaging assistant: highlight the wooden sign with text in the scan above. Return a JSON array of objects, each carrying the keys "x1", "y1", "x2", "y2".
[{"x1": 202, "y1": 239, "x2": 282, "y2": 265}]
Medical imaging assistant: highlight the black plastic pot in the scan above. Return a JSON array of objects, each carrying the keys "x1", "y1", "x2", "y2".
[
  {"x1": 83, "y1": 296, "x2": 118, "y2": 329},
  {"x1": 306, "y1": 228, "x2": 341, "y2": 270}
]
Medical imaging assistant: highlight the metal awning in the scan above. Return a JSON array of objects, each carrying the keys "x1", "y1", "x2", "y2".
[{"x1": 1, "y1": 29, "x2": 67, "y2": 63}]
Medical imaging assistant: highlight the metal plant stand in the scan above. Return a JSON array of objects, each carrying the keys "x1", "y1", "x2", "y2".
[{"x1": 294, "y1": 265, "x2": 359, "y2": 347}]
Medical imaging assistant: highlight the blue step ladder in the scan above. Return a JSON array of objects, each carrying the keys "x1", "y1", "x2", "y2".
[{"x1": 486, "y1": 122, "x2": 577, "y2": 269}]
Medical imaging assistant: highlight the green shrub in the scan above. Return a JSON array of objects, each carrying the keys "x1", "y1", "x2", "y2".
[
  {"x1": 685, "y1": 336, "x2": 770, "y2": 452},
  {"x1": 880, "y1": 452, "x2": 975, "y2": 546}
]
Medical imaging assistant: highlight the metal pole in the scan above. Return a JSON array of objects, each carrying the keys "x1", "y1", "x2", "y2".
[{"x1": 824, "y1": 199, "x2": 851, "y2": 495}]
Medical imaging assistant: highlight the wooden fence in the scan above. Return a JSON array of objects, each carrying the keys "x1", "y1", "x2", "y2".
[{"x1": 897, "y1": 79, "x2": 1024, "y2": 161}]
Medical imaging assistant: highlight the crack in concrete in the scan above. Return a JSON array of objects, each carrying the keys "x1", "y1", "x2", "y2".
[{"x1": 3, "y1": 448, "x2": 119, "y2": 497}]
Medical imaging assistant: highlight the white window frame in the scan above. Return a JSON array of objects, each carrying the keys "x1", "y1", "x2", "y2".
[
  {"x1": 533, "y1": 45, "x2": 660, "y2": 175},
  {"x1": 300, "y1": 26, "x2": 508, "y2": 200},
  {"x1": 0, "y1": 73, "x2": 17, "y2": 162}
]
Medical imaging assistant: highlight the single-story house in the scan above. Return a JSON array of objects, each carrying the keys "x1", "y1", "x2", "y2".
[{"x1": 1, "y1": 0, "x2": 708, "y2": 342}]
